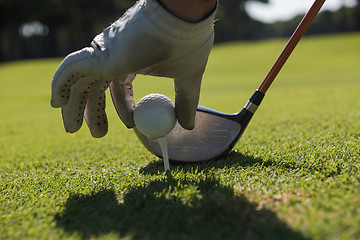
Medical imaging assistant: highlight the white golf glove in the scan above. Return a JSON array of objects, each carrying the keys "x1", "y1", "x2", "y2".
[{"x1": 51, "y1": 0, "x2": 216, "y2": 138}]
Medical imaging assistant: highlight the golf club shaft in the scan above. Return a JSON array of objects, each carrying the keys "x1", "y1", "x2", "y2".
[{"x1": 258, "y1": 0, "x2": 326, "y2": 93}]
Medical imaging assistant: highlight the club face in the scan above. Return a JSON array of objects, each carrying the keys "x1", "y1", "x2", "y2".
[
  {"x1": 134, "y1": 90, "x2": 264, "y2": 162},
  {"x1": 134, "y1": 107, "x2": 252, "y2": 162}
]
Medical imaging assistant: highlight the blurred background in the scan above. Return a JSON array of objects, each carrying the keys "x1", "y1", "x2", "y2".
[{"x1": 0, "y1": 0, "x2": 359, "y2": 62}]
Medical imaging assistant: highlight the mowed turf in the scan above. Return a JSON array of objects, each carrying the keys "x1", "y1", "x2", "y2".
[{"x1": 0, "y1": 33, "x2": 359, "y2": 240}]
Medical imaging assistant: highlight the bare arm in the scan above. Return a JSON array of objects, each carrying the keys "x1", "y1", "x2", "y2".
[{"x1": 157, "y1": 0, "x2": 217, "y2": 22}]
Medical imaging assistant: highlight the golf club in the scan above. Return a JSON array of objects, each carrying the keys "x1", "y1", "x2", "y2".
[{"x1": 134, "y1": 0, "x2": 326, "y2": 162}]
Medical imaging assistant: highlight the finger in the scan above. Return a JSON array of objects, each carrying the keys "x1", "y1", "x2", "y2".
[
  {"x1": 174, "y1": 75, "x2": 202, "y2": 130},
  {"x1": 84, "y1": 80, "x2": 111, "y2": 138},
  {"x1": 51, "y1": 47, "x2": 97, "y2": 108},
  {"x1": 61, "y1": 77, "x2": 97, "y2": 133},
  {"x1": 110, "y1": 74, "x2": 136, "y2": 128}
]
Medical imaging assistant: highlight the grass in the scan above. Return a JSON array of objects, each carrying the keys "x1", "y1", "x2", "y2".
[{"x1": 0, "y1": 32, "x2": 359, "y2": 240}]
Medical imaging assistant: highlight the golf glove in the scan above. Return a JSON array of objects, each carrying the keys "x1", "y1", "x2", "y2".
[{"x1": 51, "y1": 0, "x2": 216, "y2": 138}]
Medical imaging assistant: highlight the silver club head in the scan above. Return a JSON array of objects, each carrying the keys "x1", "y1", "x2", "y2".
[
  {"x1": 134, "y1": 110, "x2": 242, "y2": 162},
  {"x1": 134, "y1": 90, "x2": 264, "y2": 162}
]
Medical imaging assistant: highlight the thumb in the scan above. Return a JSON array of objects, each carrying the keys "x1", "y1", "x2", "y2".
[{"x1": 174, "y1": 75, "x2": 202, "y2": 130}]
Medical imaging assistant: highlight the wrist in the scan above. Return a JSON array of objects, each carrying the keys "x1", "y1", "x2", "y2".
[
  {"x1": 143, "y1": 0, "x2": 216, "y2": 41},
  {"x1": 156, "y1": 0, "x2": 217, "y2": 23}
]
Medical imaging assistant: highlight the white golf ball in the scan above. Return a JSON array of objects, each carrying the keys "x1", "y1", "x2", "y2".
[{"x1": 134, "y1": 94, "x2": 176, "y2": 139}]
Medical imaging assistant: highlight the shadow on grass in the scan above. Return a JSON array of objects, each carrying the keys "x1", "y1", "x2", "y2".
[
  {"x1": 55, "y1": 173, "x2": 308, "y2": 240},
  {"x1": 141, "y1": 149, "x2": 326, "y2": 177},
  {"x1": 139, "y1": 150, "x2": 270, "y2": 175}
]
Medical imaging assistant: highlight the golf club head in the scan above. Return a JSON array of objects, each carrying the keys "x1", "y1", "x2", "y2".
[{"x1": 134, "y1": 90, "x2": 264, "y2": 162}]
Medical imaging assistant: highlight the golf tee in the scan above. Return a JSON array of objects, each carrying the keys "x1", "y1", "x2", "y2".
[{"x1": 157, "y1": 136, "x2": 170, "y2": 171}]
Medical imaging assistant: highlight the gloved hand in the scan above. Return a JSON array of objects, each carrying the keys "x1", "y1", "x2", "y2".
[{"x1": 51, "y1": 0, "x2": 216, "y2": 138}]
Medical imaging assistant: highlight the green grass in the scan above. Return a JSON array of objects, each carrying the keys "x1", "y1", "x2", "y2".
[{"x1": 1, "y1": 32, "x2": 359, "y2": 240}]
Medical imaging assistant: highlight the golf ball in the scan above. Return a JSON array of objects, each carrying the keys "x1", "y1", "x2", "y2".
[{"x1": 134, "y1": 94, "x2": 176, "y2": 139}]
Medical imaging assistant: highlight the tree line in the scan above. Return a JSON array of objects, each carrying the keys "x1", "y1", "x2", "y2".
[{"x1": 0, "y1": 0, "x2": 359, "y2": 62}]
